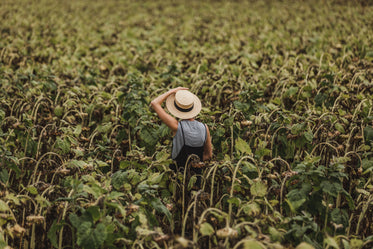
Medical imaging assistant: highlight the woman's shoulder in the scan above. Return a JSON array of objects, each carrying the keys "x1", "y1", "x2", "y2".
[
  {"x1": 180, "y1": 119, "x2": 205, "y2": 125},
  {"x1": 180, "y1": 120, "x2": 206, "y2": 131}
]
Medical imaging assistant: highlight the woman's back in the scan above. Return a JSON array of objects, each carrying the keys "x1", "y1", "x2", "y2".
[{"x1": 172, "y1": 120, "x2": 206, "y2": 160}]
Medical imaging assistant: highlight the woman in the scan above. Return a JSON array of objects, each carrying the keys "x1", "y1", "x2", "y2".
[{"x1": 150, "y1": 87, "x2": 212, "y2": 182}]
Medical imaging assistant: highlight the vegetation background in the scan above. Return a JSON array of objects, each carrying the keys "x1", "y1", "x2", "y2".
[{"x1": 0, "y1": 0, "x2": 372, "y2": 248}]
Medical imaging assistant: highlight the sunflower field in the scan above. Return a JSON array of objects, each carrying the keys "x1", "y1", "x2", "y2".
[{"x1": 0, "y1": 0, "x2": 373, "y2": 248}]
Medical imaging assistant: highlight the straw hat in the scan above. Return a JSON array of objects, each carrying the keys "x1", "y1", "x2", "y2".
[{"x1": 166, "y1": 90, "x2": 202, "y2": 119}]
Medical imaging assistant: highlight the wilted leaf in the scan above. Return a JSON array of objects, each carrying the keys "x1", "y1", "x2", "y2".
[
  {"x1": 176, "y1": 237, "x2": 192, "y2": 248},
  {"x1": 26, "y1": 215, "x2": 45, "y2": 224},
  {"x1": 295, "y1": 242, "x2": 315, "y2": 249},
  {"x1": 199, "y1": 222, "x2": 214, "y2": 236},
  {"x1": 68, "y1": 160, "x2": 87, "y2": 169},
  {"x1": 216, "y1": 227, "x2": 238, "y2": 238},
  {"x1": 350, "y1": 238, "x2": 363, "y2": 248},
  {"x1": 235, "y1": 137, "x2": 252, "y2": 155},
  {"x1": 10, "y1": 224, "x2": 26, "y2": 237},
  {"x1": 242, "y1": 202, "x2": 261, "y2": 216},
  {"x1": 250, "y1": 181, "x2": 267, "y2": 197}
]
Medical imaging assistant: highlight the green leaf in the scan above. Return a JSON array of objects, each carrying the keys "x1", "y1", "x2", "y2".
[
  {"x1": 235, "y1": 137, "x2": 252, "y2": 155},
  {"x1": 35, "y1": 195, "x2": 51, "y2": 208},
  {"x1": 268, "y1": 227, "x2": 283, "y2": 242},
  {"x1": 188, "y1": 175, "x2": 197, "y2": 191},
  {"x1": 0, "y1": 200, "x2": 10, "y2": 212},
  {"x1": 55, "y1": 137, "x2": 71, "y2": 154},
  {"x1": 199, "y1": 222, "x2": 214, "y2": 236},
  {"x1": 77, "y1": 222, "x2": 106, "y2": 249},
  {"x1": 5, "y1": 193, "x2": 20, "y2": 206},
  {"x1": 87, "y1": 206, "x2": 101, "y2": 223},
  {"x1": 27, "y1": 186, "x2": 38, "y2": 195},
  {"x1": 227, "y1": 197, "x2": 241, "y2": 207},
  {"x1": 286, "y1": 183, "x2": 311, "y2": 212},
  {"x1": 364, "y1": 126, "x2": 373, "y2": 143},
  {"x1": 341, "y1": 239, "x2": 350, "y2": 249},
  {"x1": 150, "y1": 198, "x2": 172, "y2": 223},
  {"x1": 95, "y1": 160, "x2": 109, "y2": 167},
  {"x1": 97, "y1": 122, "x2": 112, "y2": 134},
  {"x1": 0, "y1": 169, "x2": 9, "y2": 184},
  {"x1": 107, "y1": 191, "x2": 125, "y2": 200},
  {"x1": 148, "y1": 172, "x2": 163, "y2": 185},
  {"x1": 286, "y1": 198, "x2": 306, "y2": 213},
  {"x1": 111, "y1": 170, "x2": 130, "y2": 190},
  {"x1": 304, "y1": 131, "x2": 313, "y2": 142},
  {"x1": 362, "y1": 158, "x2": 373, "y2": 174},
  {"x1": 0, "y1": 108, "x2": 5, "y2": 122},
  {"x1": 324, "y1": 236, "x2": 339, "y2": 249},
  {"x1": 156, "y1": 151, "x2": 169, "y2": 162},
  {"x1": 330, "y1": 208, "x2": 348, "y2": 228},
  {"x1": 243, "y1": 240, "x2": 265, "y2": 249},
  {"x1": 68, "y1": 160, "x2": 87, "y2": 169},
  {"x1": 48, "y1": 220, "x2": 63, "y2": 248},
  {"x1": 54, "y1": 106, "x2": 63, "y2": 117},
  {"x1": 77, "y1": 222, "x2": 93, "y2": 246},
  {"x1": 69, "y1": 213, "x2": 81, "y2": 229},
  {"x1": 250, "y1": 181, "x2": 267, "y2": 197},
  {"x1": 334, "y1": 123, "x2": 345, "y2": 134},
  {"x1": 321, "y1": 181, "x2": 342, "y2": 197},
  {"x1": 83, "y1": 184, "x2": 104, "y2": 199},
  {"x1": 73, "y1": 125, "x2": 82, "y2": 137},
  {"x1": 291, "y1": 123, "x2": 305, "y2": 135},
  {"x1": 285, "y1": 86, "x2": 299, "y2": 97},
  {"x1": 93, "y1": 223, "x2": 107, "y2": 247}
]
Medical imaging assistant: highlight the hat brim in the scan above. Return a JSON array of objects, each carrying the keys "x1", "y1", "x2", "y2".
[{"x1": 166, "y1": 93, "x2": 202, "y2": 119}]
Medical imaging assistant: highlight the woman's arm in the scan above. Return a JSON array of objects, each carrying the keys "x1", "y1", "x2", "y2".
[
  {"x1": 203, "y1": 124, "x2": 213, "y2": 161},
  {"x1": 150, "y1": 87, "x2": 188, "y2": 134}
]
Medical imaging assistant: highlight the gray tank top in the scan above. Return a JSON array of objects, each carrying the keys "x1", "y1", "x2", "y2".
[{"x1": 171, "y1": 120, "x2": 207, "y2": 159}]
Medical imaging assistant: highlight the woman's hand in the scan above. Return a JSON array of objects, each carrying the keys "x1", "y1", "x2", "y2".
[
  {"x1": 150, "y1": 87, "x2": 189, "y2": 134},
  {"x1": 168, "y1": 87, "x2": 189, "y2": 95}
]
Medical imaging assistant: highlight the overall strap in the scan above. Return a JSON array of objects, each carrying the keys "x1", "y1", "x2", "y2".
[
  {"x1": 179, "y1": 121, "x2": 186, "y2": 146},
  {"x1": 203, "y1": 124, "x2": 207, "y2": 143}
]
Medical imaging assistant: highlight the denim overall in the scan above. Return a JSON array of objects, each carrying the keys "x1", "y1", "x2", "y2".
[{"x1": 172, "y1": 121, "x2": 206, "y2": 186}]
